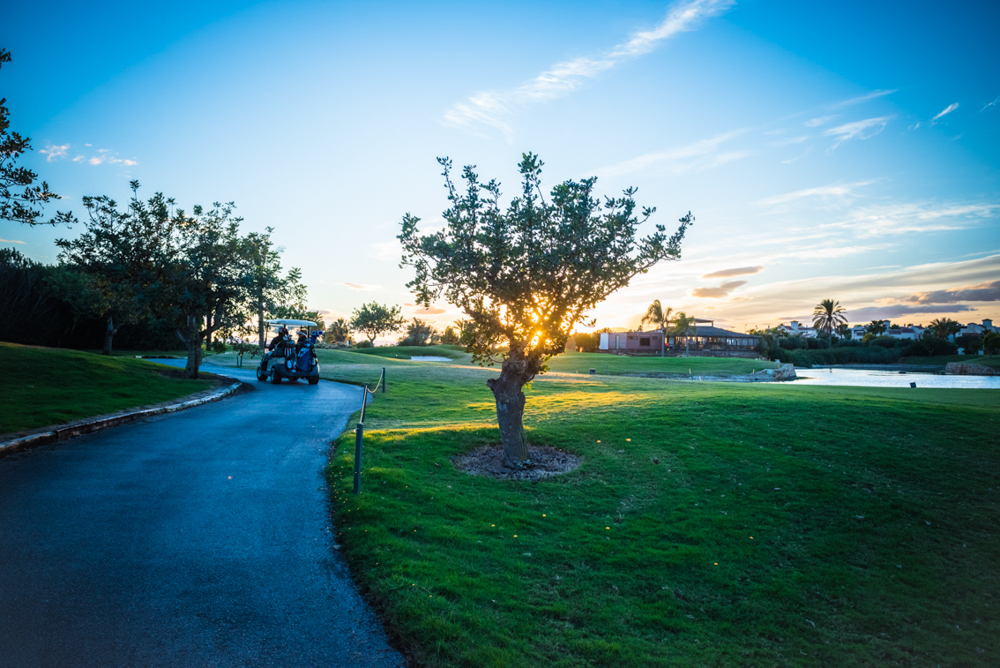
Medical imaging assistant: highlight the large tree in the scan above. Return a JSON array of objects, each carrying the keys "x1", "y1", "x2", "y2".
[
  {"x1": 400, "y1": 153, "x2": 691, "y2": 466},
  {"x1": 0, "y1": 48, "x2": 75, "y2": 227},
  {"x1": 160, "y1": 202, "x2": 257, "y2": 378},
  {"x1": 350, "y1": 301, "x2": 406, "y2": 346},
  {"x1": 641, "y1": 299, "x2": 673, "y2": 357},
  {"x1": 54, "y1": 182, "x2": 177, "y2": 354}
]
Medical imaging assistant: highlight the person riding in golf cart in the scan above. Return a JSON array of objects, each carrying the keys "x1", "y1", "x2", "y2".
[{"x1": 256, "y1": 319, "x2": 323, "y2": 385}]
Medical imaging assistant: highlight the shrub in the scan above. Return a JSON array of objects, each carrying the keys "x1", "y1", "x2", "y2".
[{"x1": 355, "y1": 340, "x2": 373, "y2": 349}]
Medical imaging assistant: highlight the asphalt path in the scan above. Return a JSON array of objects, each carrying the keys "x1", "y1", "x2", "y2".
[{"x1": 0, "y1": 360, "x2": 405, "y2": 668}]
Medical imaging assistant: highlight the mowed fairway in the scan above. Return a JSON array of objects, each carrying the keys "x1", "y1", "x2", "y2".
[{"x1": 217, "y1": 350, "x2": 1000, "y2": 666}]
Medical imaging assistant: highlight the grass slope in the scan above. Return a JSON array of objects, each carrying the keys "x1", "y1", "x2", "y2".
[
  {"x1": 310, "y1": 357, "x2": 999, "y2": 667},
  {"x1": 348, "y1": 345, "x2": 468, "y2": 361},
  {"x1": 901, "y1": 355, "x2": 1000, "y2": 369},
  {"x1": 0, "y1": 343, "x2": 214, "y2": 435}
]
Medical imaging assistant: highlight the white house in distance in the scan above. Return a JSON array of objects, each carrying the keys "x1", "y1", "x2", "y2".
[
  {"x1": 960, "y1": 319, "x2": 995, "y2": 336},
  {"x1": 775, "y1": 321, "x2": 818, "y2": 338}
]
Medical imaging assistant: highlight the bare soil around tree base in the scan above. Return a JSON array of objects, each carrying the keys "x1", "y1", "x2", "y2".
[{"x1": 453, "y1": 444, "x2": 581, "y2": 481}]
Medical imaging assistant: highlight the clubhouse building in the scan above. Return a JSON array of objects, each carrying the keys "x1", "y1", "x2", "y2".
[{"x1": 598, "y1": 320, "x2": 761, "y2": 358}]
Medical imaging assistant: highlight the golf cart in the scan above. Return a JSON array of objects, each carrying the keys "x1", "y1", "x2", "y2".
[{"x1": 255, "y1": 319, "x2": 323, "y2": 385}]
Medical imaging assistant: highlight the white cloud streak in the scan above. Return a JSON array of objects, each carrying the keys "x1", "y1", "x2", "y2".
[
  {"x1": 981, "y1": 95, "x2": 999, "y2": 112},
  {"x1": 833, "y1": 89, "x2": 897, "y2": 108},
  {"x1": 595, "y1": 130, "x2": 750, "y2": 178},
  {"x1": 443, "y1": 0, "x2": 736, "y2": 138},
  {"x1": 822, "y1": 116, "x2": 893, "y2": 150},
  {"x1": 755, "y1": 180, "x2": 874, "y2": 206},
  {"x1": 932, "y1": 102, "x2": 959, "y2": 121},
  {"x1": 804, "y1": 115, "x2": 835, "y2": 128},
  {"x1": 1, "y1": 237, "x2": 26, "y2": 244}
]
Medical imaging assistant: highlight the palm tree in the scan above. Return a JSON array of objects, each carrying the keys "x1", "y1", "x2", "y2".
[
  {"x1": 812, "y1": 299, "x2": 848, "y2": 336},
  {"x1": 672, "y1": 312, "x2": 697, "y2": 356},
  {"x1": 928, "y1": 317, "x2": 962, "y2": 339},
  {"x1": 641, "y1": 300, "x2": 673, "y2": 357},
  {"x1": 866, "y1": 319, "x2": 887, "y2": 336}
]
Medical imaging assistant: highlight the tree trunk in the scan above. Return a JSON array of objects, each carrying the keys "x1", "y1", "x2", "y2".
[
  {"x1": 102, "y1": 315, "x2": 116, "y2": 356},
  {"x1": 177, "y1": 314, "x2": 203, "y2": 379},
  {"x1": 486, "y1": 350, "x2": 540, "y2": 467},
  {"x1": 205, "y1": 313, "x2": 213, "y2": 349},
  {"x1": 258, "y1": 301, "x2": 265, "y2": 348},
  {"x1": 660, "y1": 328, "x2": 665, "y2": 357}
]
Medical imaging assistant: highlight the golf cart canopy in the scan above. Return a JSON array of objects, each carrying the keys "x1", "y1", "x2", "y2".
[{"x1": 267, "y1": 319, "x2": 317, "y2": 328}]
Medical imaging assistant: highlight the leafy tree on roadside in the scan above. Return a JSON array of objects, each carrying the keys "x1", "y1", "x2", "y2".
[
  {"x1": 641, "y1": 300, "x2": 673, "y2": 357},
  {"x1": 400, "y1": 153, "x2": 691, "y2": 466},
  {"x1": 54, "y1": 182, "x2": 177, "y2": 354},
  {"x1": 159, "y1": 201, "x2": 255, "y2": 378},
  {"x1": 0, "y1": 48, "x2": 75, "y2": 227},
  {"x1": 928, "y1": 317, "x2": 962, "y2": 339},
  {"x1": 350, "y1": 301, "x2": 405, "y2": 346}
]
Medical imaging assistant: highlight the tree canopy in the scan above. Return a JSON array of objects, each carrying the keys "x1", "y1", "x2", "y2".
[
  {"x1": 350, "y1": 302, "x2": 406, "y2": 345},
  {"x1": 399, "y1": 153, "x2": 691, "y2": 465},
  {"x1": 0, "y1": 48, "x2": 75, "y2": 227}
]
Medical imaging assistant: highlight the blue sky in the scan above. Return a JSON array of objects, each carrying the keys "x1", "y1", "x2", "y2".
[{"x1": 3, "y1": 0, "x2": 998, "y2": 335}]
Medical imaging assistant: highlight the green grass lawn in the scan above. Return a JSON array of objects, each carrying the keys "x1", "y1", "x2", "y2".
[
  {"x1": 548, "y1": 351, "x2": 777, "y2": 376},
  {"x1": 294, "y1": 353, "x2": 999, "y2": 667},
  {"x1": 347, "y1": 344, "x2": 469, "y2": 361},
  {"x1": 0, "y1": 342, "x2": 214, "y2": 436},
  {"x1": 901, "y1": 355, "x2": 1000, "y2": 369}
]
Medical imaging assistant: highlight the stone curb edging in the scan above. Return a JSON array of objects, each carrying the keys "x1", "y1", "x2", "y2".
[{"x1": 0, "y1": 378, "x2": 249, "y2": 456}]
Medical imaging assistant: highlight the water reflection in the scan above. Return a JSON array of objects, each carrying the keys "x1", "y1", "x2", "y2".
[{"x1": 794, "y1": 368, "x2": 1000, "y2": 389}]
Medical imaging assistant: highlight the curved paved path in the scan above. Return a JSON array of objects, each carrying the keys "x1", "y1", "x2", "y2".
[{"x1": 0, "y1": 361, "x2": 404, "y2": 668}]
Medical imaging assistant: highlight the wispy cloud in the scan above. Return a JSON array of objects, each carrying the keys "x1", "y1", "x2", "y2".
[
  {"x1": 443, "y1": 0, "x2": 736, "y2": 138},
  {"x1": 0, "y1": 237, "x2": 26, "y2": 244},
  {"x1": 804, "y1": 115, "x2": 836, "y2": 128},
  {"x1": 833, "y1": 89, "x2": 897, "y2": 108},
  {"x1": 823, "y1": 202, "x2": 998, "y2": 238},
  {"x1": 691, "y1": 280, "x2": 747, "y2": 298},
  {"x1": 755, "y1": 180, "x2": 873, "y2": 206},
  {"x1": 595, "y1": 130, "x2": 750, "y2": 178},
  {"x1": 39, "y1": 144, "x2": 70, "y2": 162},
  {"x1": 822, "y1": 116, "x2": 893, "y2": 150},
  {"x1": 981, "y1": 95, "x2": 999, "y2": 112},
  {"x1": 341, "y1": 282, "x2": 381, "y2": 291},
  {"x1": 702, "y1": 265, "x2": 764, "y2": 279},
  {"x1": 931, "y1": 102, "x2": 959, "y2": 121}
]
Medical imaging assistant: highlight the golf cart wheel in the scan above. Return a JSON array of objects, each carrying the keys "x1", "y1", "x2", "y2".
[
  {"x1": 308, "y1": 375, "x2": 319, "y2": 385},
  {"x1": 270, "y1": 368, "x2": 281, "y2": 384},
  {"x1": 256, "y1": 366, "x2": 267, "y2": 382}
]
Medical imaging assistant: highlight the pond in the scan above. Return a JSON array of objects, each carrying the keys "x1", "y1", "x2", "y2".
[
  {"x1": 794, "y1": 367, "x2": 1000, "y2": 389},
  {"x1": 409, "y1": 356, "x2": 453, "y2": 362}
]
